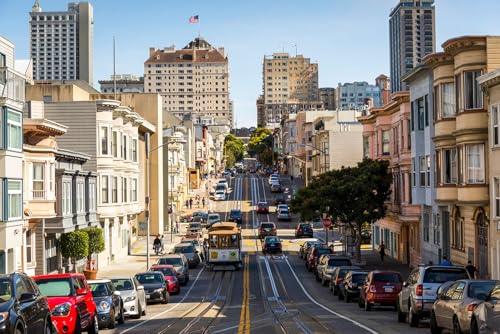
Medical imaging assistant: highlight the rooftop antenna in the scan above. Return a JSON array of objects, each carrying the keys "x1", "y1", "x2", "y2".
[{"x1": 113, "y1": 36, "x2": 117, "y2": 100}]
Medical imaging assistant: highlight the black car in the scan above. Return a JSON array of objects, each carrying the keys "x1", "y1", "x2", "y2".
[
  {"x1": 228, "y1": 209, "x2": 243, "y2": 224},
  {"x1": 338, "y1": 271, "x2": 368, "y2": 303},
  {"x1": 88, "y1": 279, "x2": 125, "y2": 329},
  {"x1": 262, "y1": 236, "x2": 282, "y2": 254},
  {"x1": 295, "y1": 223, "x2": 314, "y2": 238},
  {"x1": 0, "y1": 272, "x2": 53, "y2": 334},
  {"x1": 273, "y1": 195, "x2": 286, "y2": 205},
  {"x1": 135, "y1": 272, "x2": 169, "y2": 304}
]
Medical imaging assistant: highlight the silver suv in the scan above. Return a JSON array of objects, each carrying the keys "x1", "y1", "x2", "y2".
[
  {"x1": 397, "y1": 265, "x2": 469, "y2": 327},
  {"x1": 315, "y1": 255, "x2": 352, "y2": 286}
]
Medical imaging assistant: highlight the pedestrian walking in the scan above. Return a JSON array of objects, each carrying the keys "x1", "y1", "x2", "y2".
[
  {"x1": 189, "y1": 198, "x2": 193, "y2": 209},
  {"x1": 440, "y1": 255, "x2": 452, "y2": 266},
  {"x1": 465, "y1": 260, "x2": 478, "y2": 278},
  {"x1": 202, "y1": 197, "x2": 206, "y2": 208},
  {"x1": 160, "y1": 235, "x2": 165, "y2": 254},
  {"x1": 378, "y1": 241, "x2": 386, "y2": 263},
  {"x1": 186, "y1": 199, "x2": 189, "y2": 209}
]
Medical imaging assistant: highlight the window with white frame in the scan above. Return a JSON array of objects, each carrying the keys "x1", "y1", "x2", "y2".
[
  {"x1": 122, "y1": 177, "x2": 127, "y2": 203},
  {"x1": 101, "y1": 126, "x2": 109, "y2": 155},
  {"x1": 443, "y1": 148, "x2": 457, "y2": 184},
  {"x1": 466, "y1": 144, "x2": 485, "y2": 184},
  {"x1": 112, "y1": 131, "x2": 118, "y2": 158},
  {"x1": 122, "y1": 135, "x2": 127, "y2": 160},
  {"x1": 382, "y1": 130, "x2": 390, "y2": 155},
  {"x1": 7, "y1": 109, "x2": 22, "y2": 150},
  {"x1": 101, "y1": 175, "x2": 109, "y2": 204},
  {"x1": 26, "y1": 229, "x2": 33, "y2": 265},
  {"x1": 492, "y1": 104, "x2": 500, "y2": 146},
  {"x1": 441, "y1": 83, "x2": 456, "y2": 118},
  {"x1": 419, "y1": 157, "x2": 426, "y2": 187},
  {"x1": 129, "y1": 136, "x2": 133, "y2": 161},
  {"x1": 363, "y1": 136, "x2": 369, "y2": 159},
  {"x1": 131, "y1": 179, "x2": 137, "y2": 202},
  {"x1": 62, "y1": 181, "x2": 71, "y2": 215},
  {"x1": 7, "y1": 180, "x2": 22, "y2": 220},
  {"x1": 89, "y1": 182, "x2": 96, "y2": 212},
  {"x1": 411, "y1": 158, "x2": 416, "y2": 187},
  {"x1": 49, "y1": 163, "x2": 54, "y2": 192},
  {"x1": 77, "y1": 182, "x2": 84, "y2": 213},
  {"x1": 112, "y1": 176, "x2": 118, "y2": 203},
  {"x1": 463, "y1": 70, "x2": 483, "y2": 110},
  {"x1": 494, "y1": 177, "x2": 500, "y2": 219},
  {"x1": 417, "y1": 97, "x2": 425, "y2": 130},
  {"x1": 32, "y1": 163, "x2": 45, "y2": 199},
  {"x1": 426, "y1": 155, "x2": 431, "y2": 187},
  {"x1": 132, "y1": 139, "x2": 138, "y2": 162}
]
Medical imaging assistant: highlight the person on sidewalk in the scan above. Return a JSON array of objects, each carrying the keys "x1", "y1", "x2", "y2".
[
  {"x1": 189, "y1": 198, "x2": 193, "y2": 209},
  {"x1": 465, "y1": 260, "x2": 478, "y2": 278},
  {"x1": 440, "y1": 255, "x2": 452, "y2": 266},
  {"x1": 378, "y1": 241, "x2": 386, "y2": 263},
  {"x1": 202, "y1": 197, "x2": 206, "y2": 208},
  {"x1": 160, "y1": 235, "x2": 165, "y2": 254},
  {"x1": 186, "y1": 199, "x2": 189, "y2": 209},
  {"x1": 153, "y1": 234, "x2": 161, "y2": 255}
]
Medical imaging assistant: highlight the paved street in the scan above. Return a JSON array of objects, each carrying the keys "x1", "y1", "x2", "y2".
[{"x1": 99, "y1": 173, "x2": 430, "y2": 334}]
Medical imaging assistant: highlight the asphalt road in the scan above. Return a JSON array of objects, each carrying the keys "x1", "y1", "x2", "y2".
[{"x1": 102, "y1": 173, "x2": 434, "y2": 334}]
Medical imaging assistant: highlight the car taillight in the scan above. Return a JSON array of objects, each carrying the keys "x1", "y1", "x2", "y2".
[
  {"x1": 336, "y1": 278, "x2": 341, "y2": 284},
  {"x1": 416, "y1": 284, "x2": 423, "y2": 296},
  {"x1": 299, "y1": 228, "x2": 302, "y2": 232},
  {"x1": 467, "y1": 303, "x2": 478, "y2": 312},
  {"x1": 369, "y1": 285, "x2": 377, "y2": 293}
]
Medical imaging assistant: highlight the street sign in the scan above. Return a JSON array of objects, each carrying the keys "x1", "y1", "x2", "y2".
[
  {"x1": 273, "y1": 147, "x2": 283, "y2": 151},
  {"x1": 323, "y1": 218, "x2": 332, "y2": 228}
]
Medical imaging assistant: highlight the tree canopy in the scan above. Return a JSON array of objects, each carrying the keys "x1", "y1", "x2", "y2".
[
  {"x1": 247, "y1": 128, "x2": 273, "y2": 165},
  {"x1": 224, "y1": 134, "x2": 245, "y2": 168},
  {"x1": 290, "y1": 159, "x2": 392, "y2": 261}
]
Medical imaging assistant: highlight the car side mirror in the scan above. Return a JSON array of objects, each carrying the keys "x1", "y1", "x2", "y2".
[
  {"x1": 137, "y1": 285, "x2": 144, "y2": 290},
  {"x1": 76, "y1": 288, "x2": 88, "y2": 296},
  {"x1": 113, "y1": 290, "x2": 121, "y2": 296},
  {"x1": 19, "y1": 292, "x2": 37, "y2": 303},
  {"x1": 402, "y1": 281, "x2": 408, "y2": 287}
]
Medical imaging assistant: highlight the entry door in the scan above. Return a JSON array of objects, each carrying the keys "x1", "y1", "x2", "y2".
[
  {"x1": 476, "y1": 212, "x2": 488, "y2": 278},
  {"x1": 442, "y1": 211, "x2": 450, "y2": 258}
]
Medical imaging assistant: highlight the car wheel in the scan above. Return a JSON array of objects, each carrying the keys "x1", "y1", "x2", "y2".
[
  {"x1": 333, "y1": 285, "x2": 338, "y2": 296},
  {"x1": 358, "y1": 296, "x2": 364, "y2": 308},
  {"x1": 338, "y1": 289, "x2": 344, "y2": 301},
  {"x1": 364, "y1": 298, "x2": 371, "y2": 311},
  {"x1": 315, "y1": 272, "x2": 321, "y2": 282},
  {"x1": 453, "y1": 316, "x2": 464, "y2": 334},
  {"x1": 44, "y1": 317, "x2": 54, "y2": 334},
  {"x1": 108, "y1": 309, "x2": 116, "y2": 329},
  {"x1": 397, "y1": 299, "x2": 406, "y2": 323},
  {"x1": 14, "y1": 327, "x2": 23, "y2": 334},
  {"x1": 142, "y1": 302, "x2": 147, "y2": 316},
  {"x1": 88, "y1": 314, "x2": 98, "y2": 334},
  {"x1": 321, "y1": 276, "x2": 327, "y2": 286},
  {"x1": 470, "y1": 317, "x2": 479, "y2": 334},
  {"x1": 74, "y1": 316, "x2": 82, "y2": 334},
  {"x1": 408, "y1": 303, "x2": 419, "y2": 327},
  {"x1": 328, "y1": 281, "x2": 333, "y2": 292},
  {"x1": 430, "y1": 311, "x2": 442, "y2": 334},
  {"x1": 345, "y1": 292, "x2": 350, "y2": 303},
  {"x1": 118, "y1": 304, "x2": 125, "y2": 324},
  {"x1": 162, "y1": 291, "x2": 169, "y2": 304},
  {"x1": 133, "y1": 301, "x2": 142, "y2": 319}
]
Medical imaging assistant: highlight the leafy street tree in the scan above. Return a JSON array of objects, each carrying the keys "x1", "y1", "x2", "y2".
[
  {"x1": 290, "y1": 159, "x2": 391, "y2": 262},
  {"x1": 224, "y1": 134, "x2": 245, "y2": 168},
  {"x1": 247, "y1": 127, "x2": 273, "y2": 165}
]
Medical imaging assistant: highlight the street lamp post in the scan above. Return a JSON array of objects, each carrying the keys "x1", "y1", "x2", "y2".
[{"x1": 300, "y1": 143, "x2": 328, "y2": 174}]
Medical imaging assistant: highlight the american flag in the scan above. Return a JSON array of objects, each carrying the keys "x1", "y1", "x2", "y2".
[{"x1": 189, "y1": 15, "x2": 199, "y2": 24}]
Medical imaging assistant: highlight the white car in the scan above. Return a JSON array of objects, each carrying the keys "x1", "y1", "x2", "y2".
[
  {"x1": 214, "y1": 190, "x2": 226, "y2": 201},
  {"x1": 277, "y1": 204, "x2": 288, "y2": 212},
  {"x1": 110, "y1": 277, "x2": 147, "y2": 319}
]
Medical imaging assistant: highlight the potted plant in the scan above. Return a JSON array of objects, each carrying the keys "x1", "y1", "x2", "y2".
[
  {"x1": 83, "y1": 227, "x2": 105, "y2": 279},
  {"x1": 60, "y1": 230, "x2": 89, "y2": 273}
]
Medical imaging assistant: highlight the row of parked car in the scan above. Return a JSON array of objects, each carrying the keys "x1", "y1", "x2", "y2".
[{"x1": 298, "y1": 239, "x2": 500, "y2": 333}]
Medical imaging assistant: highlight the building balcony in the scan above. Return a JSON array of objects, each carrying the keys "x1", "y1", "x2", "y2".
[
  {"x1": 0, "y1": 67, "x2": 26, "y2": 104},
  {"x1": 436, "y1": 186, "x2": 458, "y2": 203}
]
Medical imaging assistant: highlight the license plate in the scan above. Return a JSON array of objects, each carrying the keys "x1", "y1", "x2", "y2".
[
  {"x1": 384, "y1": 287, "x2": 393, "y2": 293},
  {"x1": 270, "y1": 244, "x2": 275, "y2": 247},
  {"x1": 146, "y1": 295, "x2": 150, "y2": 299}
]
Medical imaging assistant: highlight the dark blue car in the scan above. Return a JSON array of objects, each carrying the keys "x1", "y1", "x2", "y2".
[{"x1": 262, "y1": 236, "x2": 282, "y2": 254}]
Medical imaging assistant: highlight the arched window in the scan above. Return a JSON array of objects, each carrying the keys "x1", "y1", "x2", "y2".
[{"x1": 453, "y1": 207, "x2": 463, "y2": 250}]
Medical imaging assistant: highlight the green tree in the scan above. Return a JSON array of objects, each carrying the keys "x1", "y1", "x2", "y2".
[
  {"x1": 247, "y1": 128, "x2": 273, "y2": 165},
  {"x1": 224, "y1": 134, "x2": 245, "y2": 168},
  {"x1": 85, "y1": 227, "x2": 105, "y2": 271},
  {"x1": 60, "y1": 230, "x2": 89, "y2": 272},
  {"x1": 290, "y1": 159, "x2": 391, "y2": 262}
]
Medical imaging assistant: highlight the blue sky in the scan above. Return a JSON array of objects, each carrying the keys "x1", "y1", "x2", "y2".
[{"x1": 2, "y1": 1, "x2": 500, "y2": 127}]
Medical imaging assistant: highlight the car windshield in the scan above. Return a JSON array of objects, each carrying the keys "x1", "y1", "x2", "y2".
[
  {"x1": 89, "y1": 283, "x2": 110, "y2": 297},
  {"x1": 266, "y1": 237, "x2": 279, "y2": 243},
  {"x1": 230, "y1": 211, "x2": 240, "y2": 216},
  {"x1": 111, "y1": 279, "x2": 134, "y2": 291},
  {"x1": 158, "y1": 257, "x2": 182, "y2": 266},
  {"x1": 0, "y1": 279, "x2": 12, "y2": 302},
  {"x1": 352, "y1": 274, "x2": 368, "y2": 284},
  {"x1": 35, "y1": 278, "x2": 72, "y2": 297},
  {"x1": 209, "y1": 214, "x2": 220, "y2": 220},
  {"x1": 300, "y1": 224, "x2": 311, "y2": 229},
  {"x1": 423, "y1": 268, "x2": 469, "y2": 283},
  {"x1": 279, "y1": 209, "x2": 289, "y2": 214},
  {"x1": 258, "y1": 203, "x2": 268, "y2": 208},
  {"x1": 261, "y1": 223, "x2": 274, "y2": 229},
  {"x1": 152, "y1": 267, "x2": 176, "y2": 277},
  {"x1": 373, "y1": 273, "x2": 402, "y2": 282},
  {"x1": 315, "y1": 248, "x2": 331, "y2": 256},
  {"x1": 468, "y1": 282, "x2": 497, "y2": 299},
  {"x1": 328, "y1": 259, "x2": 351, "y2": 267},
  {"x1": 135, "y1": 273, "x2": 163, "y2": 284},
  {"x1": 174, "y1": 246, "x2": 195, "y2": 254}
]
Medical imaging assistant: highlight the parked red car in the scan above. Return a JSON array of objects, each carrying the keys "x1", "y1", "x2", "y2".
[
  {"x1": 33, "y1": 273, "x2": 99, "y2": 334},
  {"x1": 150, "y1": 265, "x2": 181, "y2": 295},
  {"x1": 359, "y1": 270, "x2": 403, "y2": 311},
  {"x1": 256, "y1": 202, "x2": 269, "y2": 214},
  {"x1": 306, "y1": 245, "x2": 332, "y2": 272}
]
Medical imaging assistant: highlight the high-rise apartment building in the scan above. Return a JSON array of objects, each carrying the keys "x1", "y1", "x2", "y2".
[
  {"x1": 389, "y1": 0, "x2": 435, "y2": 92},
  {"x1": 144, "y1": 37, "x2": 231, "y2": 124},
  {"x1": 261, "y1": 53, "x2": 321, "y2": 128},
  {"x1": 99, "y1": 74, "x2": 144, "y2": 94},
  {"x1": 319, "y1": 88, "x2": 336, "y2": 111},
  {"x1": 29, "y1": 1, "x2": 94, "y2": 85},
  {"x1": 335, "y1": 81, "x2": 381, "y2": 111}
]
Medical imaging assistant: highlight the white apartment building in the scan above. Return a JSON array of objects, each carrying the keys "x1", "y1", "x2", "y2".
[
  {"x1": 0, "y1": 36, "x2": 27, "y2": 273},
  {"x1": 29, "y1": 1, "x2": 94, "y2": 84},
  {"x1": 144, "y1": 37, "x2": 231, "y2": 124}
]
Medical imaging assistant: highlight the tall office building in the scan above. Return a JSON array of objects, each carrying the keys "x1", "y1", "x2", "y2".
[
  {"x1": 29, "y1": 1, "x2": 94, "y2": 85},
  {"x1": 261, "y1": 53, "x2": 321, "y2": 128},
  {"x1": 144, "y1": 37, "x2": 232, "y2": 124},
  {"x1": 335, "y1": 81, "x2": 381, "y2": 111},
  {"x1": 389, "y1": 0, "x2": 435, "y2": 92}
]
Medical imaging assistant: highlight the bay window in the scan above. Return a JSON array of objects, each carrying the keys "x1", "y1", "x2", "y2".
[
  {"x1": 441, "y1": 83, "x2": 455, "y2": 118},
  {"x1": 62, "y1": 181, "x2": 71, "y2": 215},
  {"x1": 132, "y1": 138, "x2": 137, "y2": 162},
  {"x1": 7, "y1": 109, "x2": 22, "y2": 150},
  {"x1": 419, "y1": 157, "x2": 426, "y2": 187},
  {"x1": 442, "y1": 148, "x2": 457, "y2": 184},
  {"x1": 122, "y1": 177, "x2": 127, "y2": 203},
  {"x1": 382, "y1": 130, "x2": 390, "y2": 155},
  {"x1": 32, "y1": 162, "x2": 45, "y2": 199},
  {"x1": 77, "y1": 182, "x2": 84, "y2": 213},
  {"x1": 464, "y1": 70, "x2": 483, "y2": 110},
  {"x1": 466, "y1": 144, "x2": 484, "y2": 184},
  {"x1": 122, "y1": 135, "x2": 127, "y2": 160},
  {"x1": 131, "y1": 179, "x2": 137, "y2": 202},
  {"x1": 494, "y1": 177, "x2": 500, "y2": 219},
  {"x1": 89, "y1": 182, "x2": 96, "y2": 212},
  {"x1": 492, "y1": 104, "x2": 500, "y2": 146},
  {"x1": 7, "y1": 179, "x2": 22, "y2": 220},
  {"x1": 101, "y1": 126, "x2": 109, "y2": 155},
  {"x1": 112, "y1": 130, "x2": 118, "y2": 158},
  {"x1": 101, "y1": 175, "x2": 109, "y2": 204},
  {"x1": 112, "y1": 176, "x2": 118, "y2": 203}
]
